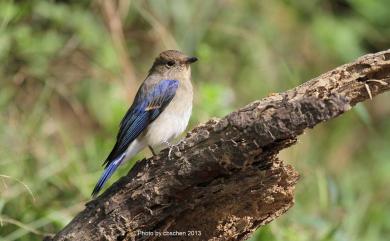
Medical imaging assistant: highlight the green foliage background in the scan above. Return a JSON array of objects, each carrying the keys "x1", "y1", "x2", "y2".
[{"x1": 0, "y1": 0, "x2": 389, "y2": 240}]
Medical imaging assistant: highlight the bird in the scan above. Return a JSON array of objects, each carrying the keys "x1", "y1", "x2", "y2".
[{"x1": 91, "y1": 50, "x2": 198, "y2": 198}]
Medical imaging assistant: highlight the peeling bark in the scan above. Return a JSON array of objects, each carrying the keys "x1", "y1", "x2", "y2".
[{"x1": 47, "y1": 50, "x2": 390, "y2": 241}]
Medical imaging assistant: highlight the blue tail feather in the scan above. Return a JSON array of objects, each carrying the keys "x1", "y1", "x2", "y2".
[{"x1": 91, "y1": 153, "x2": 125, "y2": 198}]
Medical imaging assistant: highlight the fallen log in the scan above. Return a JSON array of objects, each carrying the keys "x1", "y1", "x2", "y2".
[{"x1": 47, "y1": 49, "x2": 390, "y2": 241}]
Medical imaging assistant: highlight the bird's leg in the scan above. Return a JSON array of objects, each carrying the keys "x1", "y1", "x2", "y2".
[{"x1": 148, "y1": 145, "x2": 157, "y2": 156}]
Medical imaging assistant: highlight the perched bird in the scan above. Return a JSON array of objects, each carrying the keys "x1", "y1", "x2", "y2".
[{"x1": 91, "y1": 50, "x2": 198, "y2": 197}]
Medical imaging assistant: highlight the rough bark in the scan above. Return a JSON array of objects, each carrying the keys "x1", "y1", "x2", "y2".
[{"x1": 47, "y1": 50, "x2": 390, "y2": 241}]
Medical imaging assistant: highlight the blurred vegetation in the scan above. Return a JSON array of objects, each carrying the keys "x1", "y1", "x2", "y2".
[{"x1": 0, "y1": 0, "x2": 389, "y2": 240}]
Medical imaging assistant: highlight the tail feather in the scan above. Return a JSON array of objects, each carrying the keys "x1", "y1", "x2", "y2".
[{"x1": 91, "y1": 153, "x2": 125, "y2": 198}]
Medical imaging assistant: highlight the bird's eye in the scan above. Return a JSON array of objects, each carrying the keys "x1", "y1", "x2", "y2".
[{"x1": 166, "y1": 60, "x2": 175, "y2": 67}]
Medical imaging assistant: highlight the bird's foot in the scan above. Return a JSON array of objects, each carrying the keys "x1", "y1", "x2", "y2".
[{"x1": 164, "y1": 141, "x2": 179, "y2": 160}]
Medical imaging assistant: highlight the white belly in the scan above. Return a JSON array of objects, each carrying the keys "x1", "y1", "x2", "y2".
[
  {"x1": 123, "y1": 104, "x2": 191, "y2": 161},
  {"x1": 143, "y1": 104, "x2": 192, "y2": 147}
]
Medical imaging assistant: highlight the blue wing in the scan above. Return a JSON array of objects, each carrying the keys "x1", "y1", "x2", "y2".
[
  {"x1": 91, "y1": 79, "x2": 178, "y2": 197},
  {"x1": 105, "y1": 79, "x2": 179, "y2": 167}
]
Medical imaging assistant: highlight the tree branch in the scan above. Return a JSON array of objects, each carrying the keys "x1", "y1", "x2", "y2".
[{"x1": 48, "y1": 49, "x2": 390, "y2": 241}]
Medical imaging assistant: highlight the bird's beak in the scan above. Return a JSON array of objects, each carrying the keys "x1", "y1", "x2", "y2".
[{"x1": 185, "y1": 56, "x2": 198, "y2": 64}]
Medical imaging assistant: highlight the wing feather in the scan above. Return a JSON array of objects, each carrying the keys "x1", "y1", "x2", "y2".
[{"x1": 103, "y1": 79, "x2": 179, "y2": 168}]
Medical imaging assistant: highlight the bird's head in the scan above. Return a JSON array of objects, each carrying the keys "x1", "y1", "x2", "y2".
[{"x1": 149, "y1": 50, "x2": 198, "y2": 80}]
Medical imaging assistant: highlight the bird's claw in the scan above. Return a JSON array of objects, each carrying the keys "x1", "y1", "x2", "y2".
[
  {"x1": 164, "y1": 141, "x2": 179, "y2": 160},
  {"x1": 168, "y1": 147, "x2": 174, "y2": 160}
]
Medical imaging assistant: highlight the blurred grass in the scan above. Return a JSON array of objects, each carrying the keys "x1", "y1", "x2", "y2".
[{"x1": 0, "y1": 0, "x2": 389, "y2": 240}]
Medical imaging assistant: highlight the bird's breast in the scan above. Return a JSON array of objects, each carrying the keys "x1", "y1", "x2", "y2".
[{"x1": 143, "y1": 87, "x2": 193, "y2": 147}]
